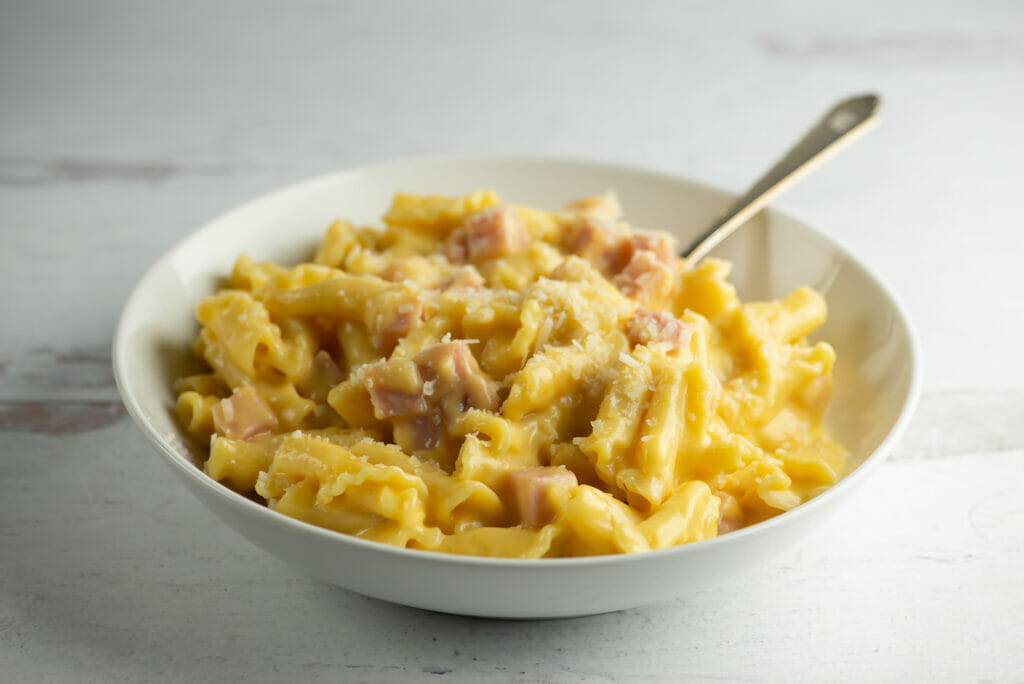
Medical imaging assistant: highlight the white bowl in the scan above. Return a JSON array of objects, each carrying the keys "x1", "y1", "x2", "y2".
[{"x1": 114, "y1": 156, "x2": 920, "y2": 618}]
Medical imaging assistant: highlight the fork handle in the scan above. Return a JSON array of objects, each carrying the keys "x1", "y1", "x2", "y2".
[{"x1": 682, "y1": 94, "x2": 882, "y2": 267}]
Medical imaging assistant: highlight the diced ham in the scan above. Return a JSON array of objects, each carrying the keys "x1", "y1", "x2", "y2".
[
  {"x1": 561, "y1": 215, "x2": 632, "y2": 276},
  {"x1": 561, "y1": 192, "x2": 622, "y2": 220},
  {"x1": 509, "y1": 467, "x2": 578, "y2": 528},
  {"x1": 627, "y1": 309, "x2": 692, "y2": 354},
  {"x1": 446, "y1": 206, "x2": 527, "y2": 263},
  {"x1": 212, "y1": 385, "x2": 278, "y2": 441},
  {"x1": 314, "y1": 350, "x2": 343, "y2": 382},
  {"x1": 379, "y1": 261, "x2": 404, "y2": 282},
  {"x1": 466, "y1": 206, "x2": 527, "y2": 260},
  {"x1": 365, "y1": 386, "x2": 427, "y2": 420},
  {"x1": 393, "y1": 412, "x2": 445, "y2": 452},
  {"x1": 372, "y1": 298, "x2": 423, "y2": 350},
  {"x1": 442, "y1": 265, "x2": 486, "y2": 290},
  {"x1": 629, "y1": 231, "x2": 676, "y2": 264},
  {"x1": 414, "y1": 341, "x2": 499, "y2": 421},
  {"x1": 444, "y1": 231, "x2": 469, "y2": 264},
  {"x1": 361, "y1": 359, "x2": 428, "y2": 419},
  {"x1": 613, "y1": 249, "x2": 675, "y2": 308}
]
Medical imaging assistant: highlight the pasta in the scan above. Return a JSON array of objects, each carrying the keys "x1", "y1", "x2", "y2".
[{"x1": 174, "y1": 190, "x2": 847, "y2": 557}]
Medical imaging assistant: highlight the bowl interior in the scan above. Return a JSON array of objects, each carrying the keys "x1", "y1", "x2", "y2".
[{"x1": 114, "y1": 156, "x2": 919, "y2": 615}]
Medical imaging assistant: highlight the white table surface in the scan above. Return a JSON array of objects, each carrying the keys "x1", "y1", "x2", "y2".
[{"x1": 2, "y1": 1, "x2": 1022, "y2": 681}]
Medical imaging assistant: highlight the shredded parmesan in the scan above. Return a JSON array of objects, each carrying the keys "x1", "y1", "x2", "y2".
[
  {"x1": 219, "y1": 398, "x2": 234, "y2": 421},
  {"x1": 177, "y1": 189, "x2": 847, "y2": 557},
  {"x1": 619, "y1": 352, "x2": 641, "y2": 369},
  {"x1": 536, "y1": 316, "x2": 554, "y2": 351}
]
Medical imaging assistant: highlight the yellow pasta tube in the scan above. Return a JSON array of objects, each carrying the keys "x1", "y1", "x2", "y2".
[
  {"x1": 197, "y1": 291, "x2": 316, "y2": 384},
  {"x1": 264, "y1": 273, "x2": 397, "y2": 318},
  {"x1": 346, "y1": 438, "x2": 506, "y2": 532},
  {"x1": 313, "y1": 219, "x2": 361, "y2": 268},
  {"x1": 617, "y1": 360, "x2": 686, "y2": 508},
  {"x1": 175, "y1": 391, "x2": 220, "y2": 444},
  {"x1": 503, "y1": 335, "x2": 618, "y2": 421},
  {"x1": 747, "y1": 286, "x2": 827, "y2": 343},
  {"x1": 577, "y1": 350, "x2": 654, "y2": 494},
  {"x1": 382, "y1": 190, "x2": 502, "y2": 235},
  {"x1": 258, "y1": 436, "x2": 429, "y2": 531},
  {"x1": 557, "y1": 486, "x2": 648, "y2": 555},
  {"x1": 437, "y1": 525, "x2": 560, "y2": 559},
  {"x1": 636, "y1": 481, "x2": 719, "y2": 548},
  {"x1": 207, "y1": 428, "x2": 379, "y2": 493},
  {"x1": 207, "y1": 433, "x2": 279, "y2": 492},
  {"x1": 452, "y1": 414, "x2": 539, "y2": 492}
]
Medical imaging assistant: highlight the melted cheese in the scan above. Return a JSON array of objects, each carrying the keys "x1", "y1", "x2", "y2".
[{"x1": 175, "y1": 191, "x2": 847, "y2": 557}]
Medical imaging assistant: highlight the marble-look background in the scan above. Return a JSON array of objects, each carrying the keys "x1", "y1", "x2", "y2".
[{"x1": 2, "y1": 1, "x2": 1022, "y2": 681}]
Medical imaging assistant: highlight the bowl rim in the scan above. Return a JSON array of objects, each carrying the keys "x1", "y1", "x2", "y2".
[{"x1": 112, "y1": 153, "x2": 923, "y2": 570}]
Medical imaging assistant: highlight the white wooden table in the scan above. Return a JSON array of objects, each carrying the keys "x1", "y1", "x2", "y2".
[{"x1": 3, "y1": 2, "x2": 1022, "y2": 681}]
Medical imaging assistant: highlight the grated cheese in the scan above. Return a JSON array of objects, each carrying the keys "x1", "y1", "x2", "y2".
[
  {"x1": 219, "y1": 398, "x2": 234, "y2": 421},
  {"x1": 619, "y1": 352, "x2": 641, "y2": 369},
  {"x1": 177, "y1": 189, "x2": 848, "y2": 557}
]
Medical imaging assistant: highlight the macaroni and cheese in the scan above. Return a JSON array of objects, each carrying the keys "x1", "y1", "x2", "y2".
[{"x1": 174, "y1": 190, "x2": 847, "y2": 557}]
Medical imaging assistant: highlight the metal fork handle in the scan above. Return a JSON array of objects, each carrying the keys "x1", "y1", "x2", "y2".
[{"x1": 682, "y1": 94, "x2": 882, "y2": 267}]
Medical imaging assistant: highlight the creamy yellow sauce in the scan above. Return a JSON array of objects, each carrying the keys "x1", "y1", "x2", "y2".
[{"x1": 175, "y1": 190, "x2": 846, "y2": 557}]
